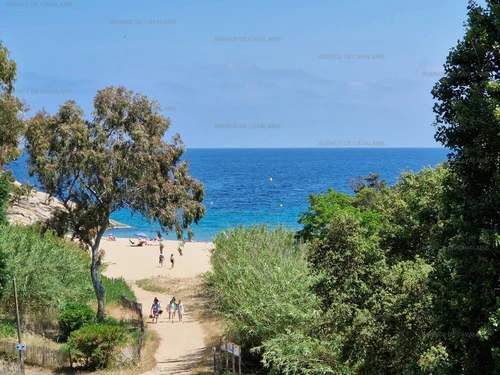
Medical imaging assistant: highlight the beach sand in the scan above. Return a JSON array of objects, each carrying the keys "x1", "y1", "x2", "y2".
[{"x1": 101, "y1": 238, "x2": 214, "y2": 281}]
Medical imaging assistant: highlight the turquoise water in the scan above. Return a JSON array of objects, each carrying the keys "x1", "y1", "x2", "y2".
[{"x1": 7, "y1": 148, "x2": 449, "y2": 241}]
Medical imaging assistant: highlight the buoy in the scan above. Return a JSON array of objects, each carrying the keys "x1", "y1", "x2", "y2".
[
  {"x1": 269, "y1": 178, "x2": 273, "y2": 182},
  {"x1": 280, "y1": 204, "x2": 283, "y2": 207},
  {"x1": 210, "y1": 202, "x2": 213, "y2": 205}
]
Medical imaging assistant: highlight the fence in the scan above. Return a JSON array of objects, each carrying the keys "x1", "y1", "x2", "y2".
[
  {"x1": 0, "y1": 340, "x2": 70, "y2": 369},
  {"x1": 120, "y1": 295, "x2": 145, "y2": 358}
]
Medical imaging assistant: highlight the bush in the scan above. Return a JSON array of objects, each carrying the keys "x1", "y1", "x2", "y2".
[
  {"x1": 0, "y1": 320, "x2": 16, "y2": 338},
  {"x1": 58, "y1": 302, "x2": 96, "y2": 342},
  {"x1": 68, "y1": 323, "x2": 127, "y2": 369},
  {"x1": 103, "y1": 316, "x2": 119, "y2": 326},
  {"x1": 101, "y1": 276, "x2": 136, "y2": 304},
  {"x1": 0, "y1": 173, "x2": 9, "y2": 226},
  {"x1": 204, "y1": 225, "x2": 323, "y2": 370},
  {"x1": 0, "y1": 225, "x2": 93, "y2": 313}
]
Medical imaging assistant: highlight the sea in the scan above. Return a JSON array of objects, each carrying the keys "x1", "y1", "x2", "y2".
[{"x1": 6, "y1": 148, "x2": 449, "y2": 241}]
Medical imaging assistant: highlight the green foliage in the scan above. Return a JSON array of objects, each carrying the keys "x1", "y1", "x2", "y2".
[
  {"x1": 0, "y1": 41, "x2": 28, "y2": 170},
  {"x1": 68, "y1": 323, "x2": 127, "y2": 369},
  {"x1": 103, "y1": 316, "x2": 119, "y2": 326},
  {"x1": 260, "y1": 331, "x2": 352, "y2": 375},
  {"x1": 204, "y1": 226, "x2": 339, "y2": 372},
  {"x1": 380, "y1": 166, "x2": 449, "y2": 263},
  {"x1": 0, "y1": 319, "x2": 16, "y2": 338},
  {"x1": 300, "y1": 171, "x2": 443, "y2": 374},
  {"x1": 58, "y1": 302, "x2": 96, "y2": 342},
  {"x1": 0, "y1": 224, "x2": 93, "y2": 313},
  {"x1": 0, "y1": 173, "x2": 9, "y2": 226},
  {"x1": 297, "y1": 188, "x2": 382, "y2": 241},
  {"x1": 429, "y1": 1, "x2": 500, "y2": 372},
  {"x1": 101, "y1": 276, "x2": 136, "y2": 304}
]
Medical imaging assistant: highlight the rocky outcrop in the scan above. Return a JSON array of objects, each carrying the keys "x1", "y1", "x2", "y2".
[{"x1": 7, "y1": 182, "x2": 130, "y2": 229}]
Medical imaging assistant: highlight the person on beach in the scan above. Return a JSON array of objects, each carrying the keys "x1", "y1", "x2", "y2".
[
  {"x1": 159, "y1": 253, "x2": 165, "y2": 267},
  {"x1": 170, "y1": 254, "x2": 175, "y2": 268},
  {"x1": 177, "y1": 300, "x2": 184, "y2": 322},
  {"x1": 151, "y1": 297, "x2": 162, "y2": 323},
  {"x1": 168, "y1": 298, "x2": 176, "y2": 322}
]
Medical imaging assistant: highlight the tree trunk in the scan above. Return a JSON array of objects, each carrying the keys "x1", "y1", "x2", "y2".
[{"x1": 92, "y1": 223, "x2": 108, "y2": 322}]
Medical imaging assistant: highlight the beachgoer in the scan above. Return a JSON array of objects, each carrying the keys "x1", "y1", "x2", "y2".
[
  {"x1": 170, "y1": 254, "x2": 175, "y2": 268},
  {"x1": 159, "y1": 242, "x2": 164, "y2": 254},
  {"x1": 177, "y1": 300, "x2": 184, "y2": 322},
  {"x1": 170, "y1": 297, "x2": 178, "y2": 321},
  {"x1": 159, "y1": 253, "x2": 165, "y2": 267},
  {"x1": 168, "y1": 298, "x2": 175, "y2": 322},
  {"x1": 151, "y1": 297, "x2": 161, "y2": 323}
]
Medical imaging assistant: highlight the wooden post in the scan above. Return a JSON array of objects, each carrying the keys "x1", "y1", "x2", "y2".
[
  {"x1": 232, "y1": 348, "x2": 235, "y2": 374},
  {"x1": 225, "y1": 348, "x2": 228, "y2": 370},
  {"x1": 13, "y1": 278, "x2": 25, "y2": 375}
]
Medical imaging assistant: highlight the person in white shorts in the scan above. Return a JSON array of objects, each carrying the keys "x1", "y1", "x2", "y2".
[{"x1": 177, "y1": 300, "x2": 184, "y2": 322}]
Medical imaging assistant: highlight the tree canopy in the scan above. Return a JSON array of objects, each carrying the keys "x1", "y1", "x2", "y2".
[
  {"x1": 25, "y1": 86, "x2": 205, "y2": 320},
  {"x1": 0, "y1": 41, "x2": 27, "y2": 170}
]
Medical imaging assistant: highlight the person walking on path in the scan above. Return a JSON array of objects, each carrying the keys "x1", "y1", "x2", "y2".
[
  {"x1": 151, "y1": 297, "x2": 162, "y2": 324},
  {"x1": 172, "y1": 297, "x2": 178, "y2": 320},
  {"x1": 168, "y1": 298, "x2": 176, "y2": 322},
  {"x1": 177, "y1": 300, "x2": 184, "y2": 322},
  {"x1": 170, "y1": 253, "x2": 175, "y2": 268}
]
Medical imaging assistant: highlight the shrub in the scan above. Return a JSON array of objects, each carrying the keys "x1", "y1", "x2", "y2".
[
  {"x1": 58, "y1": 302, "x2": 96, "y2": 342},
  {"x1": 0, "y1": 225, "x2": 93, "y2": 313},
  {"x1": 0, "y1": 320, "x2": 16, "y2": 338},
  {"x1": 204, "y1": 225, "x2": 322, "y2": 366},
  {"x1": 103, "y1": 316, "x2": 119, "y2": 326},
  {"x1": 0, "y1": 173, "x2": 9, "y2": 226},
  {"x1": 68, "y1": 323, "x2": 127, "y2": 369},
  {"x1": 101, "y1": 276, "x2": 136, "y2": 304}
]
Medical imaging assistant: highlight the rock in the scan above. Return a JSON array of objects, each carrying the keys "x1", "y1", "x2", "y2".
[{"x1": 7, "y1": 182, "x2": 130, "y2": 229}]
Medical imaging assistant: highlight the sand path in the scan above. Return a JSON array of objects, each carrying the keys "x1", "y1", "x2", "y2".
[{"x1": 103, "y1": 239, "x2": 214, "y2": 375}]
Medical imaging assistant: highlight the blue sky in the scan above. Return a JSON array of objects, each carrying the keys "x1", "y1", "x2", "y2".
[{"x1": 0, "y1": 0, "x2": 475, "y2": 148}]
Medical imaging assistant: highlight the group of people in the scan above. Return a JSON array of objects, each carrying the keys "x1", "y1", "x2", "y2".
[
  {"x1": 159, "y1": 244, "x2": 175, "y2": 268},
  {"x1": 150, "y1": 296, "x2": 184, "y2": 323}
]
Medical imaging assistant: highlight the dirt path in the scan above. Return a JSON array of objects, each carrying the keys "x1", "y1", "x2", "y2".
[{"x1": 133, "y1": 284, "x2": 206, "y2": 375}]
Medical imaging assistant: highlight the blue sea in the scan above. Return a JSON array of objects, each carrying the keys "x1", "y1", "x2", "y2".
[{"x1": 7, "y1": 148, "x2": 449, "y2": 241}]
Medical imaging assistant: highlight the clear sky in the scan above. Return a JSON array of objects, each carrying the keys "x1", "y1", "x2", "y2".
[{"x1": 0, "y1": 0, "x2": 477, "y2": 148}]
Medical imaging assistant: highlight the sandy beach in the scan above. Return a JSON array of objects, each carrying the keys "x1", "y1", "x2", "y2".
[{"x1": 101, "y1": 238, "x2": 214, "y2": 281}]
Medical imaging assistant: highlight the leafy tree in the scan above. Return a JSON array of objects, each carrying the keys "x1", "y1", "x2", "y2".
[
  {"x1": 297, "y1": 188, "x2": 382, "y2": 241},
  {"x1": 25, "y1": 86, "x2": 205, "y2": 321},
  {"x1": 430, "y1": 0, "x2": 500, "y2": 372},
  {"x1": 0, "y1": 41, "x2": 27, "y2": 170},
  {"x1": 379, "y1": 166, "x2": 449, "y2": 263}
]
